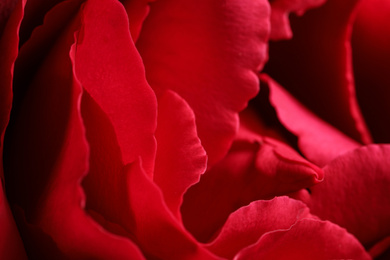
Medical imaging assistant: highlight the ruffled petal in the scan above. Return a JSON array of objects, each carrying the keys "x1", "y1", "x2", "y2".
[
  {"x1": 264, "y1": 0, "x2": 372, "y2": 144},
  {"x1": 3, "y1": 1, "x2": 145, "y2": 258},
  {"x1": 351, "y1": 0, "x2": 390, "y2": 143},
  {"x1": 74, "y1": 0, "x2": 157, "y2": 175},
  {"x1": 181, "y1": 125, "x2": 323, "y2": 242},
  {"x1": 154, "y1": 90, "x2": 207, "y2": 220},
  {"x1": 292, "y1": 144, "x2": 390, "y2": 249},
  {"x1": 259, "y1": 74, "x2": 360, "y2": 166},
  {"x1": 269, "y1": 0, "x2": 326, "y2": 40},
  {"x1": 137, "y1": 0, "x2": 270, "y2": 167},
  {"x1": 206, "y1": 196, "x2": 314, "y2": 259},
  {"x1": 235, "y1": 219, "x2": 371, "y2": 260}
]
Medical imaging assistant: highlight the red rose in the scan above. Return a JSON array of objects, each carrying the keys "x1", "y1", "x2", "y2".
[{"x1": 0, "y1": 0, "x2": 388, "y2": 259}]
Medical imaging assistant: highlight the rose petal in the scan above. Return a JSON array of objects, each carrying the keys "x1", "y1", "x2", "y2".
[
  {"x1": 0, "y1": 1, "x2": 28, "y2": 258},
  {"x1": 269, "y1": 0, "x2": 326, "y2": 40},
  {"x1": 120, "y1": 0, "x2": 156, "y2": 41},
  {"x1": 264, "y1": 0, "x2": 372, "y2": 144},
  {"x1": 18, "y1": 0, "x2": 70, "y2": 45},
  {"x1": 3, "y1": 1, "x2": 145, "y2": 258},
  {"x1": 206, "y1": 196, "x2": 314, "y2": 259},
  {"x1": 0, "y1": 186, "x2": 27, "y2": 259},
  {"x1": 154, "y1": 90, "x2": 207, "y2": 220},
  {"x1": 235, "y1": 219, "x2": 371, "y2": 260},
  {"x1": 137, "y1": 0, "x2": 270, "y2": 167},
  {"x1": 181, "y1": 126, "x2": 323, "y2": 243},
  {"x1": 74, "y1": 0, "x2": 157, "y2": 175},
  {"x1": 292, "y1": 144, "x2": 390, "y2": 249},
  {"x1": 369, "y1": 236, "x2": 390, "y2": 259},
  {"x1": 259, "y1": 74, "x2": 360, "y2": 167},
  {"x1": 351, "y1": 0, "x2": 390, "y2": 143}
]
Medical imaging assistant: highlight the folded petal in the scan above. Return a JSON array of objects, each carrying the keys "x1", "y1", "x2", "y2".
[
  {"x1": 269, "y1": 0, "x2": 326, "y2": 40},
  {"x1": 292, "y1": 144, "x2": 390, "y2": 249},
  {"x1": 259, "y1": 74, "x2": 360, "y2": 166},
  {"x1": 206, "y1": 196, "x2": 315, "y2": 259},
  {"x1": 137, "y1": 0, "x2": 270, "y2": 166},
  {"x1": 181, "y1": 126, "x2": 323, "y2": 243},
  {"x1": 264, "y1": 0, "x2": 372, "y2": 144},
  {"x1": 351, "y1": 0, "x2": 390, "y2": 143},
  {"x1": 3, "y1": 1, "x2": 145, "y2": 258},
  {"x1": 74, "y1": 0, "x2": 157, "y2": 175},
  {"x1": 154, "y1": 90, "x2": 207, "y2": 220},
  {"x1": 235, "y1": 219, "x2": 371, "y2": 260}
]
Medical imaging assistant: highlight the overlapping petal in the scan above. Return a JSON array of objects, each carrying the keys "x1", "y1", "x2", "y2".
[
  {"x1": 137, "y1": 0, "x2": 270, "y2": 167},
  {"x1": 259, "y1": 74, "x2": 360, "y2": 166},
  {"x1": 206, "y1": 196, "x2": 315, "y2": 259},
  {"x1": 235, "y1": 219, "x2": 371, "y2": 260},
  {"x1": 154, "y1": 90, "x2": 207, "y2": 220},
  {"x1": 292, "y1": 144, "x2": 390, "y2": 249},
  {"x1": 264, "y1": 0, "x2": 372, "y2": 144},
  {"x1": 181, "y1": 124, "x2": 323, "y2": 243},
  {"x1": 3, "y1": 0, "x2": 146, "y2": 258},
  {"x1": 74, "y1": 0, "x2": 157, "y2": 175},
  {"x1": 268, "y1": 0, "x2": 326, "y2": 40}
]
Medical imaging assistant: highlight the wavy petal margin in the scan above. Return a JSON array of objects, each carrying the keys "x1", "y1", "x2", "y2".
[{"x1": 137, "y1": 0, "x2": 270, "y2": 167}]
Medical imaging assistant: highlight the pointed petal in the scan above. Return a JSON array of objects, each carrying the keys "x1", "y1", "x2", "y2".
[
  {"x1": 264, "y1": 0, "x2": 372, "y2": 144},
  {"x1": 235, "y1": 219, "x2": 371, "y2": 260},
  {"x1": 137, "y1": 0, "x2": 270, "y2": 166},
  {"x1": 154, "y1": 90, "x2": 207, "y2": 220}
]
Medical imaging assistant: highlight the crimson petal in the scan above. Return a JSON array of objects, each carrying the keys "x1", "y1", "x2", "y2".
[
  {"x1": 181, "y1": 125, "x2": 323, "y2": 243},
  {"x1": 154, "y1": 90, "x2": 207, "y2": 220},
  {"x1": 74, "y1": 0, "x2": 157, "y2": 175},
  {"x1": 351, "y1": 0, "x2": 390, "y2": 143},
  {"x1": 260, "y1": 74, "x2": 360, "y2": 166},
  {"x1": 264, "y1": 0, "x2": 372, "y2": 144},
  {"x1": 269, "y1": 0, "x2": 326, "y2": 40},
  {"x1": 206, "y1": 196, "x2": 315, "y2": 259},
  {"x1": 137, "y1": 0, "x2": 270, "y2": 167},
  {"x1": 292, "y1": 144, "x2": 390, "y2": 249},
  {"x1": 235, "y1": 219, "x2": 371, "y2": 260},
  {"x1": 0, "y1": 1, "x2": 29, "y2": 258},
  {"x1": 3, "y1": 1, "x2": 145, "y2": 258}
]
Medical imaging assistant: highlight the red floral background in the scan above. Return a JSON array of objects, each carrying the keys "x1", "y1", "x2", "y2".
[{"x1": 0, "y1": 0, "x2": 389, "y2": 259}]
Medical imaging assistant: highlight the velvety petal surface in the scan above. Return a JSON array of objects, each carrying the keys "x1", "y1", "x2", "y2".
[
  {"x1": 206, "y1": 196, "x2": 314, "y2": 259},
  {"x1": 292, "y1": 144, "x2": 390, "y2": 249},
  {"x1": 74, "y1": 0, "x2": 157, "y2": 175},
  {"x1": 154, "y1": 90, "x2": 207, "y2": 220},
  {"x1": 137, "y1": 0, "x2": 270, "y2": 167},
  {"x1": 269, "y1": 0, "x2": 326, "y2": 40},
  {"x1": 235, "y1": 219, "x2": 371, "y2": 260},
  {"x1": 3, "y1": 0, "x2": 145, "y2": 258},
  {"x1": 351, "y1": 0, "x2": 390, "y2": 143},
  {"x1": 264, "y1": 0, "x2": 372, "y2": 144},
  {"x1": 259, "y1": 74, "x2": 361, "y2": 166},
  {"x1": 181, "y1": 124, "x2": 323, "y2": 243}
]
